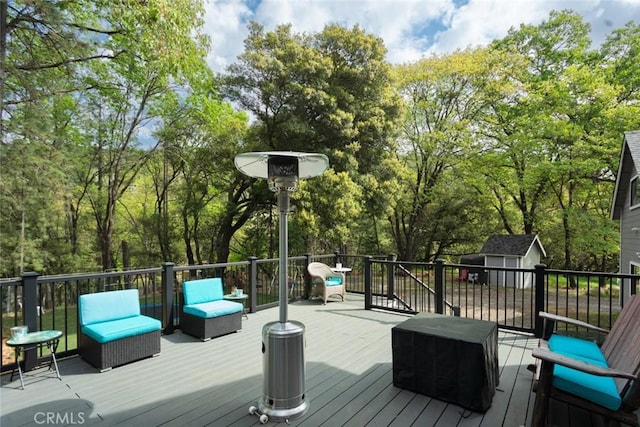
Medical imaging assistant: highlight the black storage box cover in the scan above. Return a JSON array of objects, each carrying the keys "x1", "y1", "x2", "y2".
[{"x1": 392, "y1": 312, "x2": 499, "y2": 412}]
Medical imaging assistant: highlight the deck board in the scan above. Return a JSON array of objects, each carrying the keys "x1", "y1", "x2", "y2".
[
  {"x1": 388, "y1": 393, "x2": 431, "y2": 426},
  {"x1": 1, "y1": 294, "x2": 635, "y2": 426}
]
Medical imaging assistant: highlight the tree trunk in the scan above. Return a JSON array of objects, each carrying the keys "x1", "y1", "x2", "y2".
[{"x1": 183, "y1": 213, "x2": 195, "y2": 265}]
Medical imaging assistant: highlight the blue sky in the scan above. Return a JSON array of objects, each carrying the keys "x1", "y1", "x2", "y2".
[{"x1": 202, "y1": 0, "x2": 640, "y2": 73}]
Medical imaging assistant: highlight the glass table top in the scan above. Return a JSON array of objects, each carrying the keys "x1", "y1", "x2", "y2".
[{"x1": 6, "y1": 330, "x2": 63, "y2": 347}]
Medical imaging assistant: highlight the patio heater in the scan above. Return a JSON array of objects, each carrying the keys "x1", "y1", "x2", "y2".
[{"x1": 234, "y1": 151, "x2": 329, "y2": 424}]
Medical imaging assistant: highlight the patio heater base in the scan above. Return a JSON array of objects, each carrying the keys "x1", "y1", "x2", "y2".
[{"x1": 256, "y1": 320, "x2": 308, "y2": 422}]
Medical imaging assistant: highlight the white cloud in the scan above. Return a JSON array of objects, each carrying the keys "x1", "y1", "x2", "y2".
[
  {"x1": 428, "y1": 0, "x2": 546, "y2": 53},
  {"x1": 202, "y1": 0, "x2": 640, "y2": 73},
  {"x1": 204, "y1": 0, "x2": 254, "y2": 72}
]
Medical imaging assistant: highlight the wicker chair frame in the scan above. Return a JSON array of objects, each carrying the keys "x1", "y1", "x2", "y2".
[{"x1": 78, "y1": 330, "x2": 161, "y2": 372}]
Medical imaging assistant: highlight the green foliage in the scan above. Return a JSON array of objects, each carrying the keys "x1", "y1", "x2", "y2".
[
  {"x1": 1, "y1": 7, "x2": 637, "y2": 276},
  {"x1": 391, "y1": 48, "x2": 501, "y2": 260},
  {"x1": 222, "y1": 22, "x2": 402, "y2": 256}
]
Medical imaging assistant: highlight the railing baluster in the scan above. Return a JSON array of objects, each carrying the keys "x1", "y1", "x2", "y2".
[{"x1": 3, "y1": 254, "x2": 640, "y2": 374}]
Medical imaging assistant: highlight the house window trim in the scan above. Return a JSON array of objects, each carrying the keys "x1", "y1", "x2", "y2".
[{"x1": 631, "y1": 175, "x2": 640, "y2": 209}]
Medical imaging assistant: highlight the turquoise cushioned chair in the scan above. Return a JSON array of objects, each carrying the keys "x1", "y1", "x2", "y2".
[
  {"x1": 307, "y1": 262, "x2": 346, "y2": 305},
  {"x1": 181, "y1": 278, "x2": 242, "y2": 341},
  {"x1": 78, "y1": 289, "x2": 161, "y2": 372},
  {"x1": 531, "y1": 295, "x2": 640, "y2": 427}
]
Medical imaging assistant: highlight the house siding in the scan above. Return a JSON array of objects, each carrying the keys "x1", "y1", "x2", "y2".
[
  {"x1": 611, "y1": 131, "x2": 640, "y2": 299},
  {"x1": 620, "y1": 165, "x2": 640, "y2": 292}
]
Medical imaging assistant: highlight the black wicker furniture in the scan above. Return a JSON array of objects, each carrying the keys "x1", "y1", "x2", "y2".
[
  {"x1": 78, "y1": 289, "x2": 162, "y2": 372},
  {"x1": 181, "y1": 278, "x2": 243, "y2": 341}
]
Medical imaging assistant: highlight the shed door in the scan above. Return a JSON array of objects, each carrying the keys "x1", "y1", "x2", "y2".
[{"x1": 504, "y1": 257, "x2": 519, "y2": 288}]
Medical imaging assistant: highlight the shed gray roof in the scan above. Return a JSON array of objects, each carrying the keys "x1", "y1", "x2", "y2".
[
  {"x1": 611, "y1": 131, "x2": 640, "y2": 220},
  {"x1": 479, "y1": 234, "x2": 546, "y2": 257}
]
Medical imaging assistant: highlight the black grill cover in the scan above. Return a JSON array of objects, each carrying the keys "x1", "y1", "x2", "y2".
[{"x1": 392, "y1": 312, "x2": 499, "y2": 412}]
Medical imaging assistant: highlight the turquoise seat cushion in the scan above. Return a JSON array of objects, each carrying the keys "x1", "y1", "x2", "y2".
[
  {"x1": 326, "y1": 277, "x2": 343, "y2": 286},
  {"x1": 183, "y1": 278, "x2": 224, "y2": 305},
  {"x1": 552, "y1": 353, "x2": 621, "y2": 411},
  {"x1": 82, "y1": 315, "x2": 161, "y2": 344},
  {"x1": 548, "y1": 334, "x2": 606, "y2": 364},
  {"x1": 183, "y1": 300, "x2": 243, "y2": 319},
  {"x1": 79, "y1": 289, "x2": 141, "y2": 326}
]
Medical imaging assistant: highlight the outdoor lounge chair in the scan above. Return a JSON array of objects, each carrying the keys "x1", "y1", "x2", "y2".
[
  {"x1": 307, "y1": 262, "x2": 345, "y2": 304},
  {"x1": 530, "y1": 294, "x2": 640, "y2": 427},
  {"x1": 78, "y1": 289, "x2": 162, "y2": 372},
  {"x1": 180, "y1": 278, "x2": 243, "y2": 341}
]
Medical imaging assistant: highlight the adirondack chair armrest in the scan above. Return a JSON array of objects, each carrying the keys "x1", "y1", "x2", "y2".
[
  {"x1": 532, "y1": 347, "x2": 637, "y2": 381},
  {"x1": 539, "y1": 311, "x2": 610, "y2": 340}
]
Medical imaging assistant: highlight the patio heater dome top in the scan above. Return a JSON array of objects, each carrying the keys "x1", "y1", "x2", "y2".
[{"x1": 234, "y1": 151, "x2": 329, "y2": 191}]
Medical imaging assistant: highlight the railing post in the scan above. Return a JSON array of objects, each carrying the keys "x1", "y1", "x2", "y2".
[
  {"x1": 534, "y1": 264, "x2": 546, "y2": 338},
  {"x1": 304, "y1": 253, "x2": 312, "y2": 299},
  {"x1": 161, "y1": 262, "x2": 175, "y2": 335},
  {"x1": 364, "y1": 256, "x2": 372, "y2": 310},
  {"x1": 249, "y1": 257, "x2": 258, "y2": 313},
  {"x1": 386, "y1": 254, "x2": 396, "y2": 300},
  {"x1": 22, "y1": 271, "x2": 39, "y2": 371},
  {"x1": 435, "y1": 259, "x2": 444, "y2": 314}
]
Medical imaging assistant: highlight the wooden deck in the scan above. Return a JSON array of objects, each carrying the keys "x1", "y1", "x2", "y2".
[{"x1": 0, "y1": 294, "x2": 629, "y2": 426}]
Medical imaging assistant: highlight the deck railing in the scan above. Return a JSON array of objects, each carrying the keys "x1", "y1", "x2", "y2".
[
  {"x1": 2, "y1": 254, "x2": 639, "y2": 373},
  {"x1": 364, "y1": 258, "x2": 639, "y2": 337}
]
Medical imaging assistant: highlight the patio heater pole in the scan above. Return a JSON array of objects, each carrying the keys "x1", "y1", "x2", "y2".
[
  {"x1": 278, "y1": 189, "x2": 289, "y2": 323},
  {"x1": 234, "y1": 152, "x2": 329, "y2": 424}
]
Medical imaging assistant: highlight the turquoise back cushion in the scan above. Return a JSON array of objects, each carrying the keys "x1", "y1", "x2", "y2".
[
  {"x1": 183, "y1": 278, "x2": 223, "y2": 305},
  {"x1": 79, "y1": 289, "x2": 141, "y2": 326}
]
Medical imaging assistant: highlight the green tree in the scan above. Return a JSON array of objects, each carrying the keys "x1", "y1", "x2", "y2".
[
  {"x1": 169, "y1": 95, "x2": 248, "y2": 264},
  {"x1": 78, "y1": 0, "x2": 209, "y2": 270},
  {"x1": 223, "y1": 23, "x2": 402, "y2": 254},
  {"x1": 1, "y1": 0, "x2": 211, "y2": 272},
  {"x1": 487, "y1": 10, "x2": 625, "y2": 271},
  {"x1": 1, "y1": 0, "x2": 119, "y2": 141},
  {"x1": 392, "y1": 49, "x2": 500, "y2": 261}
]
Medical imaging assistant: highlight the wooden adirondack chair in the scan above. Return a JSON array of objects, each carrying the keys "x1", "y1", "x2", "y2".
[{"x1": 531, "y1": 294, "x2": 640, "y2": 427}]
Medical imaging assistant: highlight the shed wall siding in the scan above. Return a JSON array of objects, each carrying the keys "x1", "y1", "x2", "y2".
[
  {"x1": 521, "y1": 250, "x2": 539, "y2": 288},
  {"x1": 486, "y1": 255, "x2": 529, "y2": 288}
]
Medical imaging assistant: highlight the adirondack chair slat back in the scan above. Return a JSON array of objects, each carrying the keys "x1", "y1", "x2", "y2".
[{"x1": 600, "y1": 295, "x2": 640, "y2": 402}]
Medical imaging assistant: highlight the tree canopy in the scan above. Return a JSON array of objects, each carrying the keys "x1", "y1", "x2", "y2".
[{"x1": 1, "y1": 6, "x2": 639, "y2": 276}]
